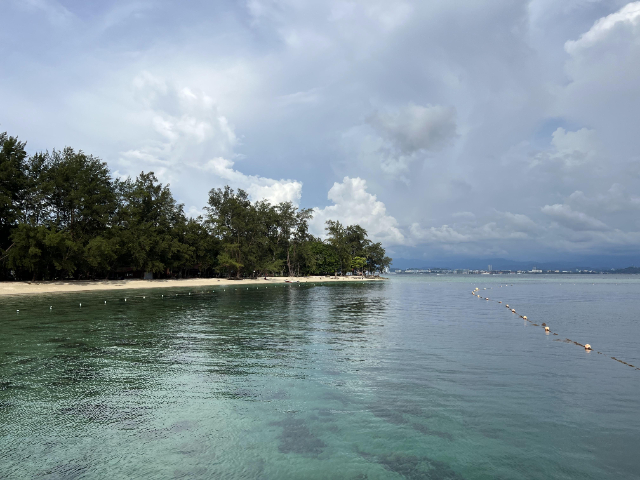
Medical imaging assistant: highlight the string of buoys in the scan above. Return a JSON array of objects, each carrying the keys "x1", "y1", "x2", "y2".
[
  {"x1": 471, "y1": 285, "x2": 639, "y2": 370},
  {"x1": 7, "y1": 280, "x2": 350, "y2": 314}
]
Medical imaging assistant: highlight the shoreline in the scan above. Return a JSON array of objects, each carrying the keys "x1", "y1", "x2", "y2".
[{"x1": 0, "y1": 276, "x2": 383, "y2": 297}]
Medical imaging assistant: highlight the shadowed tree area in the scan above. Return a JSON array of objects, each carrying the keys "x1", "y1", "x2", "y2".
[{"x1": 0, "y1": 132, "x2": 391, "y2": 281}]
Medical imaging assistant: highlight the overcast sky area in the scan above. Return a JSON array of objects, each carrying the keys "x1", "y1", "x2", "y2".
[{"x1": 2, "y1": 0, "x2": 640, "y2": 266}]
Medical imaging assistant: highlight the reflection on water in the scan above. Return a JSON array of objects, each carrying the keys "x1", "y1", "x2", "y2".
[{"x1": 1, "y1": 277, "x2": 640, "y2": 479}]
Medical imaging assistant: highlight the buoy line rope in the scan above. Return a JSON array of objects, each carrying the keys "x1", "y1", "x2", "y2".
[
  {"x1": 472, "y1": 286, "x2": 639, "y2": 371},
  {"x1": 8, "y1": 281, "x2": 350, "y2": 314}
]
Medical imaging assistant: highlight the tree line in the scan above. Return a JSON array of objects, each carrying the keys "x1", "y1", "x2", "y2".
[{"x1": 0, "y1": 132, "x2": 391, "y2": 281}]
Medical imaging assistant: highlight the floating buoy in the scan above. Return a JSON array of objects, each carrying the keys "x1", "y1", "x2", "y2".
[
  {"x1": 485, "y1": 298, "x2": 489, "y2": 300},
  {"x1": 50, "y1": 306, "x2": 52, "y2": 309},
  {"x1": 16, "y1": 310, "x2": 19, "y2": 313},
  {"x1": 523, "y1": 316, "x2": 527, "y2": 320},
  {"x1": 544, "y1": 326, "x2": 550, "y2": 332},
  {"x1": 511, "y1": 309, "x2": 516, "y2": 313},
  {"x1": 585, "y1": 344, "x2": 592, "y2": 350},
  {"x1": 143, "y1": 296, "x2": 145, "y2": 299},
  {"x1": 498, "y1": 301, "x2": 502, "y2": 303},
  {"x1": 79, "y1": 303, "x2": 82, "y2": 307},
  {"x1": 506, "y1": 304, "x2": 509, "y2": 308},
  {"x1": 104, "y1": 301, "x2": 107, "y2": 304}
]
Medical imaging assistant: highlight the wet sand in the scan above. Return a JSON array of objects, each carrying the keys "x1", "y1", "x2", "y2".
[{"x1": 0, "y1": 276, "x2": 382, "y2": 297}]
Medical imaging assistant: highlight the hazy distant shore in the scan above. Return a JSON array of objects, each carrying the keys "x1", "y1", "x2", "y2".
[{"x1": 0, "y1": 276, "x2": 383, "y2": 297}]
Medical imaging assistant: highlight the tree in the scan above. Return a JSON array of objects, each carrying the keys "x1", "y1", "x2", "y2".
[
  {"x1": 0, "y1": 133, "x2": 28, "y2": 277},
  {"x1": 365, "y1": 242, "x2": 392, "y2": 275},
  {"x1": 351, "y1": 256, "x2": 367, "y2": 277},
  {"x1": 116, "y1": 172, "x2": 191, "y2": 276},
  {"x1": 205, "y1": 186, "x2": 254, "y2": 278},
  {"x1": 0, "y1": 131, "x2": 392, "y2": 281},
  {"x1": 325, "y1": 220, "x2": 350, "y2": 274}
]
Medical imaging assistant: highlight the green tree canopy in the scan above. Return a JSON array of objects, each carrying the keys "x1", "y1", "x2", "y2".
[{"x1": 0, "y1": 131, "x2": 391, "y2": 281}]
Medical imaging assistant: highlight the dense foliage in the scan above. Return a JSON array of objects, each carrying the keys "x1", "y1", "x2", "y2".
[{"x1": 0, "y1": 133, "x2": 391, "y2": 281}]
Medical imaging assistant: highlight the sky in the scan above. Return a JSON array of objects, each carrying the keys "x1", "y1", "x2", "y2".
[{"x1": 2, "y1": 0, "x2": 640, "y2": 266}]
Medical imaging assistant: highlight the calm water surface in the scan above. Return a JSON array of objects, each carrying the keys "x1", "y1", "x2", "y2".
[{"x1": 1, "y1": 275, "x2": 639, "y2": 479}]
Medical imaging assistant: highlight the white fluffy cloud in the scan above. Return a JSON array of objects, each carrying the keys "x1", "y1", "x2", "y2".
[
  {"x1": 310, "y1": 177, "x2": 405, "y2": 245},
  {"x1": 568, "y1": 184, "x2": 640, "y2": 213},
  {"x1": 565, "y1": 2, "x2": 640, "y2": 55},
  {"x1": 526, "y1": 127, "x2": 598, "y2": 170},
  {"x1": 117, "y1": 72, "x2": 302, "y2": 209},
  {"x1": 409, "y1": 212, "x2": 536, "y2": 245},
  {"x1": 549, "y1": 127, "x2": 598, "y2": 167},
  {"x1": 202, "y1": 157, "x2": 302, "y2": 205},
  {"x1": 541, "y1": 204, "x2": 609, "y2": 231}
]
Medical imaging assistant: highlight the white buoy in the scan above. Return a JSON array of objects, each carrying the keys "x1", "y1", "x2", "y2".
[
  {"x1": 143, "y1": 296, "x2": 145, "y2": 299},
  {"x1": 523, "y1": 316, "x2": 527, "y2": 320},
  {"x1": 105, "y1": 301, "x2": 107, "y2": 304},
  {"x1": 50, "y1": 306, "x2": 52, "y2": 309},
  {"x1": 544, "y1": 326, "x2": 550, "y2": 332},
  {"x1": 511, "y1": 309, "x2": 516, "y2": 313},
  {"x1": 16, "y1": 310, "x2": 19, "y2": 313},
  {"x1": 125, "y1": 298, "x2": 127, "y2": 301},
  {"x1": 585, "y1": 344, "x2": 592, "y2": 350},
  {"x1": 79, "y1": 303, "x2": 82, "y2": 307}
]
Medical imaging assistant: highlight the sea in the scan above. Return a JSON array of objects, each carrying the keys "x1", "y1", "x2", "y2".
[{"x1": 1, "y1": 275, "x2": 639, "y2": 479}]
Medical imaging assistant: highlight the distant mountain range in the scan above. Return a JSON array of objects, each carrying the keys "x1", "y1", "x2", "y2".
[{"x1": 390, "y1": 255, "x2": 640, "y2": 271}]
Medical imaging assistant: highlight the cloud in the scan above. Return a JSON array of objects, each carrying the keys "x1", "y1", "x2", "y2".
[
  {"x1": 13, "y1": 0, "x2": 74, "y2": 26},
  {"x1": 452, "y1": 211, "x2": 476, "y2": 220},
  {"x1": 409, "y1": 224, "x2": 472, "y2": 243},
  {"x1": 118, "y1": 72, "x2": 302, "y2": 209},
  {"x1": 120, "y1": 73, "x2": 237, "y2": 181},
  {"x1": 500, "y1": 211, "x2": 539, "y2": 234},
  {"x1": 202, "y1": 157, "x2": 302, "y2": 205},
  {"x1": 345, "y1": 103, "x2": 457, "y2": 179},
  {"x1": 5, "y1": 1, "x2": 640, "y2": 261},
  {"x1": 541, "y1": 203, "x2": 609, "y2": 231},
  {"x1": 368, "y1": 104, "x2": 457, "y2": 154},
  {"x1": 549, "y1": 127, "x2": 597, "y2": 166},
  {"x1": 527, "y1": 127, "x2": 598, "y2": 170},
  {"x1": 310, "y1": 177, "x2": 405, "y2": 245},
  {"x1": 565, "y1": 2, "x2": 640, "y2": 54},
  {"x1": 568, "y1": 183, "x2": 640, "y2": 213},
  {"x1": 409, "y1": 212, "x2": 536, "y2": 245}
]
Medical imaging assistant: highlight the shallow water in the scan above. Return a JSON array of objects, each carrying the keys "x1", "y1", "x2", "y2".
[{"x1": 1, "y1": 275, "x2": 639, "y2": 479}]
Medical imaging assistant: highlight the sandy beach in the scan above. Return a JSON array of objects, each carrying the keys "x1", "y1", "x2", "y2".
[{"x1": 0, "y1": 276, "x2": 383, "y2": 297}]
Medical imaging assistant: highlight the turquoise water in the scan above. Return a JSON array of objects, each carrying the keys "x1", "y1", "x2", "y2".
[{"x1": 1, "y1": 276, "x2": 639, "y2": 479}]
